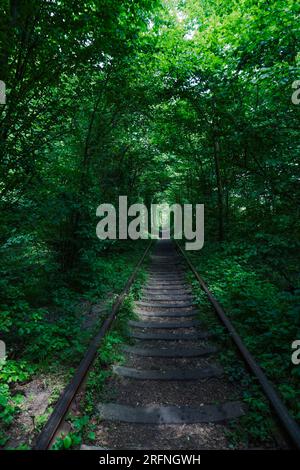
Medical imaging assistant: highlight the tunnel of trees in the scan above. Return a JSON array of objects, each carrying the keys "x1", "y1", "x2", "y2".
[{"x1": 0, "y1": 0, "x2": 299, "y2": 449}]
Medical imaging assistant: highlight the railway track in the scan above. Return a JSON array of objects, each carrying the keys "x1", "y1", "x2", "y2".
[{"x1": 35, "y1": 239, "x2": 300, "y2": 450}]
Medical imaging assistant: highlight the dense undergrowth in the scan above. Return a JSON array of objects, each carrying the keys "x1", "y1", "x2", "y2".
[
  {"x1": 0, "y1": 240, "x2": 148, "y2": 448},
  {"x1": 187, "y1": 238, "x2": 300, "y2": 446},
  {"x1": 51, "y1": 293, "x2": 140, "y2": 450},
  {"x1": 1, "y1": 0, "x2": 299, "y2": 452}
]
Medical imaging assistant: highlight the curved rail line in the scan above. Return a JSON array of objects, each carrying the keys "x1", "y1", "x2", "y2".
[
  {"x1": 34, "y1": 239, "x2": 300, "y2": 450},
  {"x1": 34, "y1": 241, "x2": 152, "y2": 450}
]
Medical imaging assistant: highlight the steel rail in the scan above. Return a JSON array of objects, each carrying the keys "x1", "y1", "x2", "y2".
[
  {"x1": 34, "y1": 241, "x2": 152, "y2": 450},
  {"x1": 175, "y1": 241, "x2": 300, "y2": 450}
]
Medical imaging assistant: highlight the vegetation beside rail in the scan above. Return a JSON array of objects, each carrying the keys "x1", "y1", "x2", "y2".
[
  {"x1": 0, "y1": 240, "x2": 147, "y2": 449},
  {"x1": 186, "y1": 241, "x2": 300, "y2": 446},
  {"x1": 1, "y1": 0, "x2": 299, "y2": 450},
  {"x1": 50, "y1": 293, "x2": 142, "y2": 450}
]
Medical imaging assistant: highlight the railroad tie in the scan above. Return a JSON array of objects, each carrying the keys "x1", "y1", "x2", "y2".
[
  {"x1": 121, "y1": 344, "x2": 218, "y2": 358},
  {"x1": 112, "y1": 365, "x2": 223, "y2": 380},
  {"x1": 95, "y1": 240, "x2": 245, "y2": 434},
  {"x1": 97, "y1": 402, "x2": 245, "y2": 425},
  {"x1": 136, "y1": 301, "x2": 195, "y2": 309},
  {"x1": 127, "y1": 331, "x2": 212, "y2": 341},
  {"x1": 134, "y1": 309, "x2": 198, "y2": 318},
  {"x1": 128, "y1": 319, "x2": 200, "y2": 329}
]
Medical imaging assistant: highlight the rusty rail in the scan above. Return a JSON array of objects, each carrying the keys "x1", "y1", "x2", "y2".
[
  {"x1": 176, "y1": 241, "x2": 300, "y2": 450},
  {"x1": 34, "y1": 241, "x2": 152, "y2": 450}
]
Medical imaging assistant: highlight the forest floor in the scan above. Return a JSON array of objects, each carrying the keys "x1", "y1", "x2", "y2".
[
  {"x1": 1, "y1": 241, "x2": 297, "y2": 450},
  {"x1": 74, "y1": 242, "x2": 283, "y2": 450},
  {"x1": 0, "y1": 241, "x2": 147, "y2": 449},
  {"x1": 4, "y1": 299, "x2": 107, "y2": 449}
]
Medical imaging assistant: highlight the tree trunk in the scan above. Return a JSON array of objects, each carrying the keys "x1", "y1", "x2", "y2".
[{"x1": 213, "y1": 134, "x2": 224, "y2": 241}]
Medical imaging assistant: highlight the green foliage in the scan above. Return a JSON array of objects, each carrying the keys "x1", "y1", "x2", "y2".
[
  {"x1": 0, "y1": 239, "x2": 146, "y2": 448},
  {"x1": 83, "y1": 295, "x2": 136, "y2": 415},
  {"x1": 51, "y1": 293, "x2": 138, "y2": 449},
  {"x1": 188, "y1": 240, "x2": 300, "y2": 444},
  {"x1": 52, "y1": 432, "x2": 82, "y2": 451},
  {"x1": 0, "y1": 0, "x2": 299, "y2": 450},
  {"x1": 0, "y1": 359, "x2": 34, "y2": 446}
]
